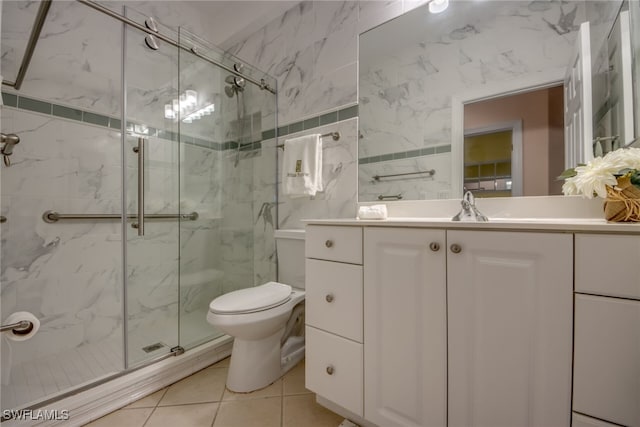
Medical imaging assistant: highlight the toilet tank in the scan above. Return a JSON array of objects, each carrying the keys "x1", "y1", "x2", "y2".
[{"x1": 275, "y1": 229, "x2": 305, "y2": 289}]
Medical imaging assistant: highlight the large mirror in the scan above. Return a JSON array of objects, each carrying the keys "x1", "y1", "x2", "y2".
[{"x1": 358, "y1": 0, "x2": 639, "y2": 202}]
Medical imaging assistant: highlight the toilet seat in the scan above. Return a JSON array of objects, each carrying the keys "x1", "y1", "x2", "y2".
[{"x1": 209, "y1": 282, "x2": 292, "y2": 315}]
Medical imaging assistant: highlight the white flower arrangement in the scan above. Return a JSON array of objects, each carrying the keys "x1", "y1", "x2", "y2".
[{"x1": 561, "y1": 147, "x2": 640, "y2": 199}]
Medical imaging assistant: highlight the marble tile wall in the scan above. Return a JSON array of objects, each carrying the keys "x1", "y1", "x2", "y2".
[
  {"x1": 227, "y1": 1, "x2": 367, "y2": 228},
  {"x1": 228, "y1": 0, "x2": 586, "y2": 223},
  {"x1": 276, "y1": 118, "x2": 359, "y2": 229},
  {"x1": 1, "y1": 108, "x2": 124, "y2": 368},
  {"x1": 359, "y1": 152, "x2": 452, "y2": 202}
]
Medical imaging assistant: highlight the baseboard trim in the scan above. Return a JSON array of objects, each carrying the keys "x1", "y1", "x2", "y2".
[{"x1": 4, "y1": 336, "x2": 232, "y2": 427}]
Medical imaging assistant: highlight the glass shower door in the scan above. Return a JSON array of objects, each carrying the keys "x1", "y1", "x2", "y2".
[
  {"x1": 1, "y1": 1, "x2": 125, "y2": 412},
  {"x1": 176, "y1": 29, "x2": 279, "y2": 350},
  {"x1": 123, "y1": 7, "x2": 180, "y2": 367}
]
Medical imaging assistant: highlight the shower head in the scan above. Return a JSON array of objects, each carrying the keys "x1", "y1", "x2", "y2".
[
  {"x1": 225, "y1": 85, "x2": 236, "y2": 98},
  {"x1": 224, "y1": 75, "x2": 246, "y2": 98}
]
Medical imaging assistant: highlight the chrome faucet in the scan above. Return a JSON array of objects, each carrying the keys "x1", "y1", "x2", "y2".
[{"x1": 452, "y1": 191, "x2": 488, "y2": 222}]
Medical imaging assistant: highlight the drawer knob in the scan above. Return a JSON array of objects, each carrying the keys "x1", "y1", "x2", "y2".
[
  {"x1": 326, "y1": 365, "x2": 334, "y2": 375},
  {"x1": 325, "y1": 294, "x2": 334, "y2": 303},
  {"x1": 325, "y1": 240, "x2": 334, "y2": 248},
  {"x1": 450, "y1": 244, "x2": 462, "y2": 254},
  {"x1": 429, "y1": 242, "x2": 440, "y2": 252}
]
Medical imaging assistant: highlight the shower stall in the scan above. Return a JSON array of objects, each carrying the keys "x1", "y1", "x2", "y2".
[{"x1": 0, "y1": 0, "x2": 277, "y2": 417}]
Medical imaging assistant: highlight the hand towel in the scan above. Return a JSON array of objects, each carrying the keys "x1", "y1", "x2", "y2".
[
  {"x1": 282, "y1": 134, "x2": 323, "y2": 198},
  {"x1": 358, "y1": 204, "x2": 388, "y2": 220}
]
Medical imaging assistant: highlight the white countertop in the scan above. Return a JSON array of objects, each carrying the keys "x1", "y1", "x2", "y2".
[{"x1": 302, "y1": 217, "x2": 640, "y2": 233}]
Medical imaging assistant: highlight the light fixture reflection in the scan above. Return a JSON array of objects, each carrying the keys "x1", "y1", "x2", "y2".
[
  {"x1": 429, "y1": 0, "x2": 449, "y2": 14},
  {"x1": 164, "y1": 90, "x2": 215, "y2": 123}
]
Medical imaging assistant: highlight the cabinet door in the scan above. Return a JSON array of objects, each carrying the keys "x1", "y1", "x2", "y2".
[
  {"x1": 447, "y1": 231, "x2": 573, "y2": 427},
  {"x1": 364, "y1": 227, "x2": 446, "y2": 427},
  {"x1": 574, "y1": 294, "x2": 640, "y2": 427}
]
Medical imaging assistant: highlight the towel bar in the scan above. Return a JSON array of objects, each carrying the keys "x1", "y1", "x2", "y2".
[{"x1": 277, "y1": 132, "x2": 340, "y2": 149}]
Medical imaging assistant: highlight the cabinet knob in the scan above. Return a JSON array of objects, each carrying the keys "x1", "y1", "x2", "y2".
[
  {"x1": 325, "y1": 240, "x2": 334, "y2": 248},
  {"x1": 450, "y1": 244, "x2": 462, "y2": 254},
  {"x1": 325, "y1": 294, "x2": 334, "y2": 303},
  {"x1": 429, "y1": 242, "x2": 440, "y2": 252},
  {"x1": 326, "y1": 365, "x2": 334, "y2": 375}
]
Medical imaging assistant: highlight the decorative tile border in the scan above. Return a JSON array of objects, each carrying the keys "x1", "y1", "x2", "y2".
[
  {"x1": 1, "y1": 92, "x2": 223, "y2": 151},
  {"x1": 3, "y1": 92, "x2": 360, "y2": 154},
  {"x1": 269, "y1": 104, "x2": 358, "y2": 140},
  {"x1": 359, "y1": 144, "x2": 451, "y2": 165}
]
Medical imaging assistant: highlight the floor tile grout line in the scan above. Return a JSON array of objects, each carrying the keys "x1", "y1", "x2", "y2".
[
  {"x1": 140, "y1": 405, "x2": 155, "y2": 427},
  {"x1": 209, "y1": 401, "x2": 220, "y2": 427},
  {"x1": 280, "y1": 379, "x2": 284, "y2": 427},
  {"x1": 154, "y1": 387, "x2": 169, "y2": 409}
]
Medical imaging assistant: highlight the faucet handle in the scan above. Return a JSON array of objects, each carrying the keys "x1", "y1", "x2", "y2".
[
  {"x1": 463, "y1": 190, "x2": 475, "y2": 206},
  {"x1": 452, "y1": 191, "x2": 489, "y2": 222}
]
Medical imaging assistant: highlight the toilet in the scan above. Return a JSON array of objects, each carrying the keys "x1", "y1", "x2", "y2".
[{"x1": 207, "y1": 229, "x2": 306, "y2": 392}]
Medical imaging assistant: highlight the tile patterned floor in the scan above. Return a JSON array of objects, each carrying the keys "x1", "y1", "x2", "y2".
[{"x1": 84, "y1": 358, "x2": 345, "y2": 427}]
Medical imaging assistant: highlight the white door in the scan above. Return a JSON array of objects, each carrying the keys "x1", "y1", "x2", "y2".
[
  {"x1": 364, "y1": 227, "x2": 447, "y2": 427},
  {"x1": 447, "y1": 231, "x2": 573, "y2": 427},
  {"x1": 564, "y1": 21, "x2": 593, "y2": 168}
]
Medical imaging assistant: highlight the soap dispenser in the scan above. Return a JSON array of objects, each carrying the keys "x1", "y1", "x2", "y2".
[{"x1": 452, "y1": 191, "x2": 488, "y2": 222}]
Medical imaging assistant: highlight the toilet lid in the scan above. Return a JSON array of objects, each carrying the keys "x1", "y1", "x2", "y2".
[{"x1": 209, "y1": 282, "x2": 292, "y2": 314}]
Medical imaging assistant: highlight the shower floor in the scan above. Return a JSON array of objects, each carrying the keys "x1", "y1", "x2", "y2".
[
  {"x1": 1, "y1": 309, "x2": 219, "y2": 411},
  {"x1": 1, "y1": 337, "x2": 123, "y2": 410}
]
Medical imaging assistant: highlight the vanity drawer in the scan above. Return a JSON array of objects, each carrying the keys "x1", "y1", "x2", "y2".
[
  {"x1": 305, "y1": 326, "x2": 363, "y2": 417},
  {"x1": 306, "y1": 259, "x2": 363, "y2": 342},
  {"x1": 306, "y1": 225, "x2": 362, "y2": 264},
  {"x1": 575, "y1": 234, "x2": 640, "y2": 299},
  {"x1": 573, "y1": 294, "x2": 640, "y2": 427}
]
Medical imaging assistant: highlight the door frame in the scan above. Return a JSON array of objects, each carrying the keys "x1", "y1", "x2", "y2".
[
  {"x1": 451, "y1": 69, "x2": 565, "y2": 199},
  {"x1": 464, "y1": 120, "x2": 523, "y2": 197}
]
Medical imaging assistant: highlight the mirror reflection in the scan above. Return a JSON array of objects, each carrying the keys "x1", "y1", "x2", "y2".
[
  {"x1": 463, "y1": 85, "x2": 564, "y2": 198},
  {"x1": 358, "y1": 0, "x2": 637, "y2": 202}
]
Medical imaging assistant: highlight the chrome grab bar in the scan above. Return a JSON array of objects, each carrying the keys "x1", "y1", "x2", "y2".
[
  {"x1": 0, "y1": 320, "x2": 33, "y2": 334},
  {"x1": 133, "y1": 137, "x2": 145, "y2": 236},
  {"x1": 42, "y1": 211, "x2": 198, "y2": 223},
  {"x1": 373, "y1": 169, "x2": 436, "y2": 182},
  {"x1": 378, "y1": 194, "x2": 403, "y2": 201}
]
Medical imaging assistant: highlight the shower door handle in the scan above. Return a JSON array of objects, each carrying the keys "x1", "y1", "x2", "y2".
[{"x1": 133, "y1": 137, "x2": 145, "y2": 236}]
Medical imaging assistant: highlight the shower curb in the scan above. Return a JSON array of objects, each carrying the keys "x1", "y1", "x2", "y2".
[{"x1": 3, "y1": 336, "x2": 232, "y2": 427}]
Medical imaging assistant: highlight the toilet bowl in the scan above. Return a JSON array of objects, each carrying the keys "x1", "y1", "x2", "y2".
[{"x1": 207, "y1": 229, "x2": 306, "y2": 392}]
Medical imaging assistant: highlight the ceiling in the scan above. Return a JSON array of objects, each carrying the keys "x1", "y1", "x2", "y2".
[{"x1": 185, "y1": 0, "x2": 299, "y2": 47}]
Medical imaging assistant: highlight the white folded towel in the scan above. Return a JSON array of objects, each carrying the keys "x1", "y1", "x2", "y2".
[
  {"x1": 282, "y1": 134, "x2": 323, "y2": 198},
  {"x1": 358, "y1": 204, "x2": 388, "y2": 220}
]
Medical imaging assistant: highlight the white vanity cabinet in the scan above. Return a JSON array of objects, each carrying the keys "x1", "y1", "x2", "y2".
[
  {"x1": 364, "y1": 227, "x2": 447, "y2": 427},
  {"x1": 447, "y1": 231, "x2": 573, "y2": 427},
  {"x1": 573, "y1": 234, "x2": 640, "y2": 427},
  {"x1": 304, "y1": 223, "x2": 582, "y2": 427}
]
